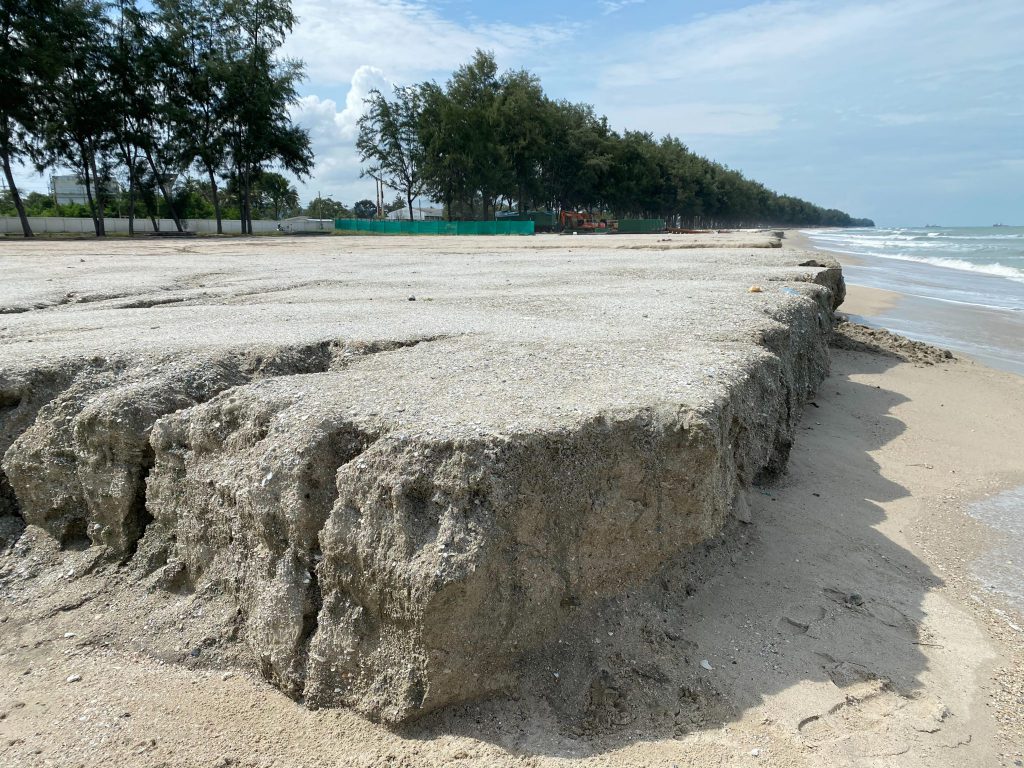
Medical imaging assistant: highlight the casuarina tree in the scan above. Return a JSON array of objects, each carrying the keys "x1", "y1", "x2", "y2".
[
  {"x1": 357, "y1": 85, "x2": 426, "y2": 221},
  {"x1": 0, "y1": 0, "x2": 66, "y2": 237}
]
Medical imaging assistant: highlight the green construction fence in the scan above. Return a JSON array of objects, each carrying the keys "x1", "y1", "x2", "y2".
[
  {"x1": 334, "y1": 218, "x2": 534, "y2": 235},
  {"x1": 496, "y1": 210, "x2": 558, "y2": 230},
  {"x1": 617, "y1": 218, "x2": 666, "y2": 234}
]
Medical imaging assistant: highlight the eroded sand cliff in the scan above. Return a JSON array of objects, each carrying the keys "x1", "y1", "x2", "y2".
[{"x1": 0, "y1": 233, "x2": 843, "y2": 722}]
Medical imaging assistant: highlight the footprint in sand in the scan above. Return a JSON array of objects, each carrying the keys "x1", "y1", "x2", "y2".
[
  {"x1": 820, "y1": 588, "x2": 918, "y2": 638},
  {"x1": 777, "y1": 603, "x2": 827, "y2": 635},
  {"x1": 814, "y1": 651, "x2": 879, "y2": 687},
  {"x1": 865, "y1": 601, "x2": 919, "y2": 638},
  {"x1": 796, "y1": 680, "x2": 908, "y2": 739}
]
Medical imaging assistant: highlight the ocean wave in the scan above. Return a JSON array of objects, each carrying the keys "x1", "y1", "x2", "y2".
[
  {"x1": 811, "y1": 235, "x2": 949, "y2": 251},
  {"x1": 807, "y1": 233, "x2": 1024, "y2": 260},
  {"x1": 872, "y1": 253, "x2": 1024, "y2": 283},
  {"x1": 934, "y1": 234, "x2": 1024, "y2": 240}
]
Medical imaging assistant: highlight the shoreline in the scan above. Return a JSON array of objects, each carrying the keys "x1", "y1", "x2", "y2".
[
  {"x1": 795, "y1": 224, "x2": 1024, "y2": 758},
  {"x1": 793, "y1": 226, "x2": 1024, "y2": 610},
  {"x1": 0, "y1": 237, "x2": 1022, "y2": 766},
  {"x1": 788, "y1": 227, "x2": 1024, "y2": 376}
]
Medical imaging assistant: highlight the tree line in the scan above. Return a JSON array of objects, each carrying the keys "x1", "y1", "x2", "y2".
[
  {"x1": 1, "y1": 171, "x2": 310, "y2": 220},
  {"x1": 359, "y1": 51, "x2": 874, "y2": 228},
  {"x1": 0, "y1": 0, "x2": 312, "y2": 238},
  {"x1": 1, "y1": 182, "x2": 408, "y2": 222}
]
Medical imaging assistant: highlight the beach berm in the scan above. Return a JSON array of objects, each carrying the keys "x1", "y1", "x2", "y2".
[{"x1": 0, "y1": 232, "x2": 843, "y2": 721}]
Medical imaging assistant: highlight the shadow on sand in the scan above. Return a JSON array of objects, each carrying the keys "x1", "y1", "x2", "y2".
[{"x1": 405, "y1": 348, "x2": 943, "y2": 758}]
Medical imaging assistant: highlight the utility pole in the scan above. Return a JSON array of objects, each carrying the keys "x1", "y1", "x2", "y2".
[{"x1": 318, "y1": 189, "x2": 322, "y2": 230}]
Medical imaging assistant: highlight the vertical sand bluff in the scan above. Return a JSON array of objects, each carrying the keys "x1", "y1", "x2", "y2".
[{"x1": 0, "y1": 233, "x2": 844, "y2": 721}]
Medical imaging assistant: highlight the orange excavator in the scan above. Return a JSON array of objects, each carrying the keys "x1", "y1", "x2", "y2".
[{"x1": 559, "y1": 210, "x2": 617, "y2": 233}]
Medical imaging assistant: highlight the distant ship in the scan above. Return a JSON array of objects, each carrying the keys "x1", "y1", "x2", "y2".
[{"x1": 993, "y1": 223, "x2": 1008, "y2": 227}]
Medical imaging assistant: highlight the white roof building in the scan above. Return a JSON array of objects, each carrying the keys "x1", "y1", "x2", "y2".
[
  {"x1": 49, "y1": 175, "x2": 89, "y2": 205},
  {"x1": 386, "y1": 205, "x2": 445, "y2": 221},
  {"x1": 50, "y1": 174, "x2": 122, "y2": 205}
]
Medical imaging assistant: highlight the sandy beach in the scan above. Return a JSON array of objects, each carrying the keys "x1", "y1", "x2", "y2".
[{"x1": 1, "y1": 234, "x2": 1022, "y2": 767}]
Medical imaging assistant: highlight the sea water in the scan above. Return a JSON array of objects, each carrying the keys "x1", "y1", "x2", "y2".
[
  {"x1": 968, "y1": 486, "x2": 1024, "y2": 614},
  {"x1": 805, "y1": 226, "x2": 1024, "y2": 375}
]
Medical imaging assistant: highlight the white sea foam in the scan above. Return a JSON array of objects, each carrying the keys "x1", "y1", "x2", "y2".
[
  {"x1": 968, "y1": 487, "x2": 1024, "y2": 612},
  {"x1": 871, "y1": 253, "x2": 1024, "y2": 283},
  {"x1": 805, "y1": 227, "x2": 1024, "y2": 376},
  {"x1": 806, "y1": 229, "x2": 1024, "y2": 283},
  {"x1": 932, "y1": 234, "x2": 1023, "y2": 240}
]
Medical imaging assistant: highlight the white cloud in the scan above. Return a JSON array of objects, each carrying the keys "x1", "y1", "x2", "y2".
[
  {"x1": 291, "y1": 65, "x2": 426, "y2": 205},
  {"x1": 599, "y1": 0, "x2": 645, "y2": 15},
  {"x1": 281, "y1": 1, "x2": 577, "y2": 203},
  {"x1": 597, "y1": 0, "x2": 1023, "y2": 94},
  {"x1": 599, "y1": 1, "x2": 891, "y2": 87},
  {"x1": 293, "y1": 65, "x2": 388, "y2": 143},
  {"x1": 585, "y1": 0, "x2": 1024, "y2": 145},
  {"x1": 285, "y1": 0, "x2": 570, "y2": 88}
]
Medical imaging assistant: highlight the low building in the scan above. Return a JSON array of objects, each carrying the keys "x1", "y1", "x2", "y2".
[
  {"x1": 49, "y1": 175, "x2": 89, "y2": 205},
  {"x1": 278, "y1": 216, "x2": 335, "y2": 232},
  {"x1": 386, "y1": 205, "x2": 445, "y2": 221},
  {"x1": 50, "y1": 174, "x2": 122, "y2": 206}
]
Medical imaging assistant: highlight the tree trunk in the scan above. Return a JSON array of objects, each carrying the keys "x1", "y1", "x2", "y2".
[
  {"x1": 240, "y1": 168, "x2": 248, "y2": 234},
  {"x1": 407, "y1": 190, "x2": 414, "y2": 221},
  {"x1": 238, "y1": 166, "x2": 247, "y2": 234},
  {"x1": 88, "y1": 150, "x2": 107, "y2": 237},
  {"x1": 244, "y1": 167, "x2": 254, "y2": 234},
  {"x1": 237, "y1": 166, "x2": 246, "y2": 234},
  {"x1": 127, "y1": 183, "x2": 135, "y2": 235},
  {"x1": 79, "y1": 153, "x2": 101, "y2": 237},
  {"x1": 126, "y1": 154, "x2": 135, "y2": 236},
  {"x1": 206, "y1": 165, "x2": 222, "y2": 234},
  {"x1": 116, "y1": 142, "x2": 137, "y2": 236},
  {"x1": 127, "y1": 187, "x2": 137, "y2": 234},
  {"x1": 137, "y1": 179, "x2": 158, "y2": 231},
  {"x1": 144, "y1": 147, "x2": 183, "y2": 232},
  {"x1": 1, "y1": 146, "x2": 33, "y2": 238}
]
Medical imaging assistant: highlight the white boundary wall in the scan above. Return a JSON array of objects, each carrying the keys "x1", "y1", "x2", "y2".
[{"x1": 0, "y1": 217, "x2": 332, "y2": 235}]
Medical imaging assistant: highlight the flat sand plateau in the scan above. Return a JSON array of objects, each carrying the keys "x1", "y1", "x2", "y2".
[{"x1": 0, "y1": 232, "x2": 1021, "y2": 767}]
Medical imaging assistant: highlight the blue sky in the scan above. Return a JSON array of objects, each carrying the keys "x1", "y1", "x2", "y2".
[{"x1": 13, "y1": 0, "x2": 1024, "y2": 225}]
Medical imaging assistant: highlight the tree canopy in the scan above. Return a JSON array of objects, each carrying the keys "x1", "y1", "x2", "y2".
[
  {"x1": 357, "y1": 50, "x2": 873, "y2": 228},
  {"x1": 0, "y1": 0, "x2": 312, "y2": 237}
]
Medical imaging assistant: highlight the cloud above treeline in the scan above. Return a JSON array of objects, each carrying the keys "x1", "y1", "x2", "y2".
[
  {"x1": 284, "y1": 0, "x2": 1022, "y2": 222},
  {"x1": 14, "y1": 0, "x2": 1021, "y2": 223}
]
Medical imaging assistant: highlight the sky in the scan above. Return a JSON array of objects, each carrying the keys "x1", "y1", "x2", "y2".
[{"x1": 12, "y1": 0, "x2": 1024, "y2": 226}]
